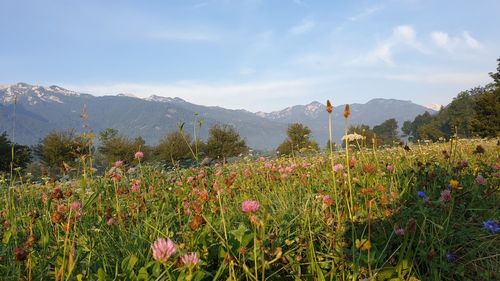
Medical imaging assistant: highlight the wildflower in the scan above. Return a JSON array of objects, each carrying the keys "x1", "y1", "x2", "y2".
[
  {"x1": 446, "y1": 252, "x2": 456, "y2": 263},
  {"x1": 151, "y1": 238, "x2": 177, "y2": 262},
  {"x1": 355, "y1": 239, "x2": 371, "y2": 251},
  {"x1": 349, "y1": 157, "x2": 357, "y2": 168},
  {"x1": 363, "y1": 164, "x2": 375, "y2": 174},
  {"x1": 323, "y1": 195, "x2": 333, "y2": 207},
  {"x1": 71, "y1": 201, "x2": 82, "y2": 211},
  {"x1": 14, "y1": 247, "x2": 28, "y2": 261},
  {"x1": 181, "y1": 252, "x2": 200, "y2": 267},
  {"x1": 57, "y1": 203, "x2": 67, "y2": 213},
  {"x1": 243, "y1": 168, "x2": 251, "y2": 177},
  {"x1": 333, "y1": 163, "x2": 344, "y2": 172},
  {"x1": 341, "y1": 133, "x2": 363, "y2": 142},
  {"x1": 134, "y1": 151, "x2": 144, "y2": 159},
  {"x1": 394, "y1": 228, "x2": 405, "y2": 236},
  {"x1": 114, "y1": 160, "x2": 123, "y2": 168},
  {"x1": 326, "y1": 100, "x2": 333, "y2": 113},
  {"x1": 131, "y1": 183, "x2": 139, "y2": 193},
  {"x1": 386, "y1": 165, "x2": 394, "y2": 173},
  {"x1": 264, "y1": 162, "x2": 272, "y2": 169},
  {"x1": 51, "y1": 187, "x2": 63, "y2": 200},
  {"x1": 343, "y1": 104, "x2": 351, "y2": 119},
  {"x1": 483, "y1": 220, "x2": 500, "y2": 233},
  {"x1": 417, "y1": 191, "x2": 426, "y2": 199},
  {"x1": 51, "y1": 211, "x2": 64, "y2": 223},
  {"x1": 41, "y1": 193, "x2": 49, "y2": 205},
  {"x1": 107, "y1": 218, "x2": 115, "y2": 226},
  {"x1": 241, "y1": 200, "x2": 260, "y2": 213},
  {"x1": 449, "y1": 179, "x2": 460, "y2": 190},
  {"x1": 475, "y1": 175, "x2": 487, "y2": 186},
  {"x1": 440, "y1": 189, "x2": 452, "y2": 202}
]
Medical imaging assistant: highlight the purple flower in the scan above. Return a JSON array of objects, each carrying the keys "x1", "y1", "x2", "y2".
[
  {"x1": 386, "y1": 165, "x2": 394, "y2": 173},
  {"x1": 446, "y1": 252, "x2": 456, "y2": 263},
  {"x1": 417, "y1": 191, "x2": 426, "y2": 199},
  {"x1": 394, "y1": 228, "x2": 405, "y2": 236},
  {"x1": 71, "y1": 201, "x2": 82, "y2": 211},
  {"x1": 440, "y1": 189, "x2": 452, "y2": 202},
  {"x1": 333, "y1": 163, "x2": 344, "y2": 172},
  {"x1": 181, "y1": 252, "x2": 200, "y2": 267},
  {"x1": 134, "y1": 151, "x2": 144, "y2": 159},
  {"x1": 241, "y1": 200, "x2": 260, "y2": 213},
  {"x1": 475, "y1": 175, "x2": 487, "y2": 186},
  {"x1": 483, "y1": 220, "x2": 500, "y2": 233},
  {"x1": 151, "y1": 238, "x2": 177, "y2": 262}
]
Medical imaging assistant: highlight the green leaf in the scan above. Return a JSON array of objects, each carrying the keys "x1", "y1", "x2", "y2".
[
  {"x1": 229, "y1": 224, "x2": 247, "y2": 244},
  {"x1": 137, "y1": 267, "x2": 149, "y2": 280},
  {"x1": 127, "y1": 255, "x2": 139, "y2": 271},
  {"x1": 2, "y1": 230, "x2": 11, "y2": 244},
  {"x1": 97, "y1": 268, "x2": 107, "y2": 281},
  {"x1": 83, "y1": 190, "x2": 100, "y2": 209}
]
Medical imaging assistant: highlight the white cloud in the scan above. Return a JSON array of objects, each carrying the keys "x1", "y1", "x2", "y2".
[
  {"x1": 349, "y1": 25, "x2": 424, "y2": 65},
  {"x1": 430, "y1": 31, "x2": 449, "y2": 47},
  {"x1": 463, "y1": 31, "x2": 480, "y2": 49},
  {"x1": 382, "y1": 71, "x2": 490, "y2": 85},
  {"x1": 430, "y1": 30, "x2": 481, "y2": 50},
  {"x1": 289, "y1": 19, "x2": 315, "y2": 35},
  {"x1": 349, "y1": 6, "x2": 381, "y2": 21}
]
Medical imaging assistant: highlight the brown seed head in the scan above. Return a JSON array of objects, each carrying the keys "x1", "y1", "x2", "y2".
[
  {"x1": 326, "y1": 100, "x2": 333, "y2": 113},
  {"x1": 51, "y1": 211, "x2": 64, "y2": 223},
  {"x1": 343, "y1": 104, "x2": 350, "y2": 118},
  {"x1": 14, "y1": 247, "x2": 28, "y2": 262}
]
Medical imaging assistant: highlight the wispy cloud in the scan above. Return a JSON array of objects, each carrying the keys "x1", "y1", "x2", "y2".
[
  {"x1": 431, "y1": 31, "x2": 481, "y2": 50},
  {"x1": 349, "y1": 25, "x2": 424, "y2": 65},
  {"x1": 289, "y1": 19, "x2": 315, "y2": 35},
  {"x1": 349, "y1": 6, "x2": 382, "y2": 21},
  {"x1": 382, "y1": 71, "x2": 490, "y2": 85}
]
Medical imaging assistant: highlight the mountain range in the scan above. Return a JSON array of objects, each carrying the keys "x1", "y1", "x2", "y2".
[{"x1": 0, "y1": 83, "x2": 436, "y2": 150}]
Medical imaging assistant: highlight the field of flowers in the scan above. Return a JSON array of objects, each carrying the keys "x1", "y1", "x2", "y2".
[{"x1": 0, "y1": 138, "x2": 499, "y2": 280}]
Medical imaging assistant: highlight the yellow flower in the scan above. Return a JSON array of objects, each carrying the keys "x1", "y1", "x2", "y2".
[
  {"x1": 449, "y1": 179, "x2": 460, "y2": 189},
  {"x1": 355, "y1": 239, "x2": 371, "y2": 251}
]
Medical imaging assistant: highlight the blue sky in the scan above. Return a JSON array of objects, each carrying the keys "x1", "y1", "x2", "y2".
[{"x1": 1, "y1": 0, "x2": 499, "y2": 112}]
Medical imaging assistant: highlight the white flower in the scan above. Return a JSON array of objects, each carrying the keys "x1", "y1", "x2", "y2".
[{"x1": 342, "y1": 133, "x2": 364, "y2": 142}]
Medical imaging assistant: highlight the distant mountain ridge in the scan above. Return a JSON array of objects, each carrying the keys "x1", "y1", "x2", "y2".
[{"x1": 0, "y1": 83, "x2": 436, "y2": 150}]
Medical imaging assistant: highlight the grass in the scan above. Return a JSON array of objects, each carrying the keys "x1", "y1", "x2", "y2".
[{"x1": 0, "y1": 139, "x2": 499, "y2": 280}]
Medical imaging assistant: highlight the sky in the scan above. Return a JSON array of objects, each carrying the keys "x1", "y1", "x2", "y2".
[{"x1": 1, "y1": 0, "x2": 499, "y2": 112}]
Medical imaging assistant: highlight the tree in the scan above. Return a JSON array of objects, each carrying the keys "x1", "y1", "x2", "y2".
[
  {"x1": 156, "y1": 131, "x2": 195, "y2": 162},
  {"x1": 36, "y1": 130, "x2": 89, "y2": 171},
  {"x1": 98, "y1": 128, "x2": 146, "y2": 165},
  {"x1": 204, "y1": 124, "x2": 248, "y2": 161},
  {"x1": 373, "y1": 118, "x2": 399, "y2": 145},
  {"x1": 471, "y1": 88, "x2": 500, "y2": 137},
  {"x1": 489, "y1": 57, "x2": 500, "y2": 86},
  {"x1": 277, "y1": 123, "x2": 319, "y2": 155},
  {"x1": 0, "y1": 132, "x2": 32, "y2": 172}
]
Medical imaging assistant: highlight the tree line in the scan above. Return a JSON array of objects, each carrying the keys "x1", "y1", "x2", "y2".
[{"x1": 402, "y1": 58, "x2": 500, "y2": 141}]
